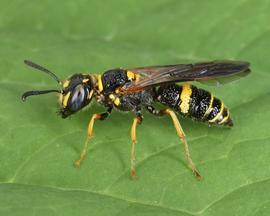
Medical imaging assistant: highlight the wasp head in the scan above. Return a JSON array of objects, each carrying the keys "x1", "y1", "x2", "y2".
[
  {"x1": 60, "y1": 74, "x2": 94, "y2": 118},
  {"x1": 22, "y1": 60, "x2": 95, "y2": 119}
]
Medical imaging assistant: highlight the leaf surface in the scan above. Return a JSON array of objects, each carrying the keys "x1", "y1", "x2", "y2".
[{"x1": 1, "y1": 0, "x2": 270, "y2": 215}]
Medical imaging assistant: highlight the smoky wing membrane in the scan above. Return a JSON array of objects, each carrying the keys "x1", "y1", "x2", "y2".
[{"x1": 122, "y1": 60, "x2": 250, "y2": 91}]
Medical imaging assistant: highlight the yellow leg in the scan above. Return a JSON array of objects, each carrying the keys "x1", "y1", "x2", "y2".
[
  {"x1": 130, "y1": 115, "x2": 142, "y2": 178},
  {"x1": 162, "y1": 108, "x2": 203, "y2": 180},
  {"x1": 74, "y1": 113, "x2": 103, "y2": 167}
]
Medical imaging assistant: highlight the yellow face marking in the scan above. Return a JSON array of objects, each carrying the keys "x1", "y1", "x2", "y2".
[
  {"x1": 203, "y1": 94, "x2": 214, "y2": 117},
  {"x1": 62, "y1": 80, "x2": 70, "y2": 88},
  {"x1": 127, "y1": 71, "x2": 136, "y2": 80},
  {"x1": 209, "y1": 102, "x2": 224, "y2": 123},
  {"x1": 59, "y1": 94, "x2": 63, "y2": 104},
  {"x1": 62, "y1": 92, "x2": 71, "y2": 107},
  {"x1": 88, "y1": 90, "x2": 94, "y2": 99},
  {"x1": 82, "y1": 78, "x2": 89, "y2": 83},
  {"x1": 97, "y1": 75, "x2": 103, "y2": 92},
  {"x1": 180, "y1": 84, "x2": 192, "y2": 114}
]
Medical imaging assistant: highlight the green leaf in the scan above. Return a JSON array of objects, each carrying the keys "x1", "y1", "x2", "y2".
[{"x1": 1, "y1": 0, "x2": 270, "y2": 215}]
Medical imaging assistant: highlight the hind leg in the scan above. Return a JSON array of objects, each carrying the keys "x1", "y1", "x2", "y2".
[{"x1": 146, "y1": 106, "x2": 202, "y2": 180}]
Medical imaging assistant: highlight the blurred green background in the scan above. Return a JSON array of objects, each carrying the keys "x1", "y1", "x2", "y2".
[{"x1": 1, "y1": 0, "x2": 270, "y2": 215}]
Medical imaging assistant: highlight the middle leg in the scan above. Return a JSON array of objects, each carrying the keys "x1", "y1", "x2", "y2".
[{"x1": 130, "y1": 113, "x2": 143, "y2": 178}]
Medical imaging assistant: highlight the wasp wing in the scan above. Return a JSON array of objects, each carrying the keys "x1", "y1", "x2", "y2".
[{"x1": 122, "y1": 60, "x2": 250, "y2": 92}]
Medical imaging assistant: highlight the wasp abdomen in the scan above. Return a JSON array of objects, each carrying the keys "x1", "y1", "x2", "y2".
[{"x1": 157, "y1": 84, "x2": 233, "y2": 126}]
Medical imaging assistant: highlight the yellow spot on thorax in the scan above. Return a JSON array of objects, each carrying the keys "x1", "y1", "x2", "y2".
[
  {"x1": 109, "y1": 94, "x2": 121, "y2": 106},
  {"x1": 114, "y1": 97, "x2": 120, "y2": 106},
  {"x1": 97, "y1": 75, "x2": 103, "y2": 92},
  {"x1": 127, "y1": 71, "x2": 136, "y2": 80},
  {"x1": 63, "y1": 92, "x2": 71, "y2": 107},
  {"x1": 180, "y1": 84, "x2": 192, "y2": 114},
  {"x1": 109, "y1": 94, "x2": 115, "y2": 100}
]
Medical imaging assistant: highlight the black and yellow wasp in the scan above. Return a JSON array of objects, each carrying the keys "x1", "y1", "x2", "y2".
[{"x1": 22, "y1": 60, "x2": 250, "y2": 180}]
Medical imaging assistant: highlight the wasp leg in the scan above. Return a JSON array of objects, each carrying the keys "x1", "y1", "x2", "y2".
[
  {"x1": 146, "y1": 106, "x2": 202, "y2": 180},
  {"x1": 74, "y1": 108, "x2": 112, "y2": 167},
  {"x1": 130, "y1": 113, "x2": 143, "y2": 178}
]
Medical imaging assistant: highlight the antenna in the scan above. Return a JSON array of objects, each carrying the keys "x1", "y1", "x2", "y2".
[
  {"x1": 24, "y1": 60, "x2": 61, "y2": 84},
  {"x1": 22, "y1": 60, "x2": 62, "y2": 101},
  {"x1": 22, "y1": 89, "x2": 61, "y2": 101}
]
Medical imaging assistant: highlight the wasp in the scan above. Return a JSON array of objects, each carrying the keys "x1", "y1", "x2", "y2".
[{"x1": 22, "y1": 59, "x2": 250, "y2": 180}]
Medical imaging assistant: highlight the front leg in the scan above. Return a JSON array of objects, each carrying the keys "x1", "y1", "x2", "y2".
[{"x1": 74, "y1": 107, "x2": 112, "y2": 167}]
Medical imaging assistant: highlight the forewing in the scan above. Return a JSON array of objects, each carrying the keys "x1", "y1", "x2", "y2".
[
  {"x1": 122, "y1": 60, "x2": 250, "y2": 91},
  {"x1": 126, "y1": 64, "x2": 192, "y2": 77}
]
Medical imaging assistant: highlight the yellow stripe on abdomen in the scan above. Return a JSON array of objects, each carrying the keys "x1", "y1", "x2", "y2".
[
  {"x1": 180, "y1": 84, "x2": 192, "y2": 114},
  {"x1": 203, "y1": 93, "x2": 214, "y2": 118},
  {"x1": 209, "y1": 101, "x2": 224, "y2": 123}
]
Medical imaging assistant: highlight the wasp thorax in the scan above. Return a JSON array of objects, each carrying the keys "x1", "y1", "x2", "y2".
[{"x1": 60, "y1": 74, "x2": 94, "y2": 118}]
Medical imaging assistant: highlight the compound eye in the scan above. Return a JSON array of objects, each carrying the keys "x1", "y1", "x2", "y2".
[{"x1": 69, "y1": 84, "x2": 86, "y2": 111}]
